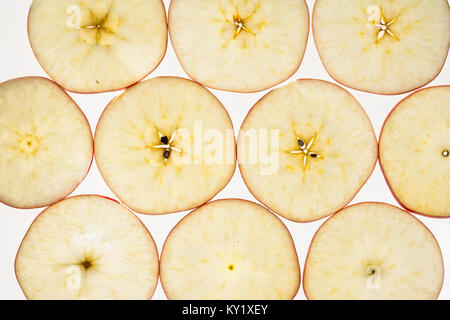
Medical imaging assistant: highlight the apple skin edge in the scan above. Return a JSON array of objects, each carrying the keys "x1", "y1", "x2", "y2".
[
  {"x1": 26, "y1": 0, "x2": 169, "y2": 95},
  {"x1": 378, "y1": 85, "x2": 450, "y2": 219},
  {"x1": 159, "y1": 198, "x2": 301, "y2": 300},
  {"x1": 311, "y1": 0, "x2": 450, "y2": 96},
  {"x1": 0, "y1": 76, "x2": 94, "y2": 210},
  {"x1": 302, "y1": 202, "x2": 445, "y2": 300},
  {"x1": 93, "y1": 76, "x2": 238, "y2": 216},
  {"x1": 168, "y1": 0, "x2": 310, "y2": 94},
  {"x1": 237, "y1": 78, "x2": 379, "y2": 224},
  {"x1": 14, "y1": 194, "x2": 160, "y2": 300}
]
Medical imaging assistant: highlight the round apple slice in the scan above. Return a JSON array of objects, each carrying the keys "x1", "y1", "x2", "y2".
[
  {"x1": 380, "y1": 86, "x2": 450, "y2": 217},
  {"x1": 313, "y1": 0, "x2": 450, "y2": 95},
  {"x1": 160, "y1": 199, "x2": 300, "y2": 300},
  {"x1": 238, "y1": 79, "x2": 377, "y2": 222},
  {"x1": 28, "y1": 0, "x2": 167, "y2": 93},
  {"x1": 304, "y1": 203, "x2": 444, "y2": 300},
  {"x1": 15, "y1": 195, "x2": 159, "y2": 300},
  {"x1": 94, "y1": 77, "x2": 236, "y2": 215},
  {"x1": 168, "y1": 0, "x2": 309, "y2": 93},
  {"x1": 0, "y1": 77, "x2": 93, "y2": 209}
]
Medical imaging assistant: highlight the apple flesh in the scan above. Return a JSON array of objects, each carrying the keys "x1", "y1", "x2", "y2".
[
  {"x1": 313, "y1": 0, "x2": 450, "y2": 94},
  {"x1": 0, "y1": 77, "x2": 93, "y2": 209},
  {"x1": 169, "y1": 0, "x2": 310, "y2": 93},
  {"x1": 28, "y1": 0, "x2": 168, "y2": 93},
  {"x1": 160, "y1": 199, "x2": 300, "y2": 300},
  {"x1": 15, "y1": 195, "x2": 159, "y2": 300},
  {"x1": 94, "y1": 77, "x2": 236, "y2": 215},
  {"x1": 303, "y1": 203, "x2": 444, "y2": 300},
  {"x1": 380, "y1": 86, "x2": 450, "y2": 217},
  {"x1": 238, "y1": 79, "x2": 378, "y2": 222}
]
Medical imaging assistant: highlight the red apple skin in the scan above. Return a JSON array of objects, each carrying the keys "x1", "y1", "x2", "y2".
[
  {"x1": 94, "y1": 76, "x2": 237, "y2": 216},
  {"x1": 312, "y1": 0, "x2": 450, "y2": 96},
  {"x1": 0, "y1": 76, "x2": 94, "y2": 210},
  {"x1": 238, "y1": 78, "x2": 378, "y2": 223},
  {"x1": 302, "y1": 202, "x2": 445, "y2": 300},
  {"x1": 379, "y1": 85, "x2": 450, "y2": 219},
  {"x1": 14, "y1": 194, "x2": 160, "y2": 300},
  {"x1": 26, "y1": 0, "x2": 169, "y2": 95},
  {"x1": 159, "y1": 198, "x2": 301, "y2": 300},
  {"x1": 168, "y1": 0, "x2": 310, "y2": 94}
]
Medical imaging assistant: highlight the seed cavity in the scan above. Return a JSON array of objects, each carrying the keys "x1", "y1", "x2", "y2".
[
  {"x1": 151, "y1": 130, "x2": 182, "y2": 164},
  {"x1": 442, "y1": 150, "x2": 449, "y2": 157}
]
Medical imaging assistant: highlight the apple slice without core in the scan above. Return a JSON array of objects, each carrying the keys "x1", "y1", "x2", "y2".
[
  {"x1": 160, "y1": 199, "x2": 300, "y2": 300},
  {"x1": 94, "y1": 77, "x2": 236, "y2": 215},
  {"x1": 0, "y1": 77, "x2": 93, "y2": 209},
  {"x1": 379, "y1": 86, "x2": 450, "y2": 217},
  {"x1": 168, "y1": 0, "x2": 310, "y2": 93},
  {"x1": 303, "y1": 203, "x2": 444, "y2": 300},
  {"x1": 15, "y1": 195, "x2": 159, "y2": 300},
  {"x1": 28, "y1": 0, "x2": 168, "y2": 93},
  {"x1": 313, "y1": 0, "x2": 450, "y2": 95},
  {"x1": 238, "y1": 79, "x2": 378, "y2": 222}
]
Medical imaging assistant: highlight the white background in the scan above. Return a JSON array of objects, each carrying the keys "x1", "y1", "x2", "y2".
[{"x1": 0, "y1": 0, "x2": 449, "y2": 300}]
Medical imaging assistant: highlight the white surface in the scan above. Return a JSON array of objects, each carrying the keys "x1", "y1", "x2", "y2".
[{"x1": 0, "y1": 0, "x2": 449, "y2": 300}]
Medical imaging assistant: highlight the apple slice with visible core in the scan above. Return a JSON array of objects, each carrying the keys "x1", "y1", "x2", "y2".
[
  {"x1": 160, "y1": 199, "x2": 300, "y2": 300},
  {"x1": 28, "y1": 0, "x2": 167, "y2": 93},
  {"x1": 94, "y1": 77, "x2": 236, "y2": 215},
  {"x1": 15, "y1": 195, "x2": 159, "y2": 300},
  {"x1": 313, "y1": 0, "x2": 450, "y2": 95},
  {"x1": 304, "y1": 203, "x2": 444, "y2": 300},
  {"x1": 0, "y1": 77, "x2": 93, "y2": 209},
  {"x1": 238, "y1": 79, "x2": 377, "y2": 222},
  {"x1": 380, "y1": 86, "x2": 450, "y2": 217},
  {"x1": 168, "y1": 0, "x2": 309, "y2": 93}
]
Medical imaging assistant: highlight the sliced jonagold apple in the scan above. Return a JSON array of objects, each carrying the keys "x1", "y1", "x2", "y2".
[
  {"x1": 15, "y1": 195, "x2": 159, "y2": 300},
  {"x1": 304, "y1": 203, "x2": 444, "y2": 300},
  {"x1": 169, "y1": 0, "x2": 310, "y2": 93},
  {"x1": 313, "y1": 0, "x2": 450, "y2": 94},
  {"x1": 160, "y1": 199, "x2": 300, "y2": 300},
  {"x1": 0, "y1": 77, "x2": 93, "y2": 209},
  {"x1": 380, "y1": 86, "x2": 450, "y2": 217},
  {"x1": 94, "y1": 77, "x2": 236, "y2": 215},
  {"x1": 28, "y1": 0, "x2": 168, "y2": 93},
  {"x1": 238, "y1": 79, "x2": 378, "y2": 222}
]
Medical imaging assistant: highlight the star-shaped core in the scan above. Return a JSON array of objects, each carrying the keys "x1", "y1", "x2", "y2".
[
  {"x1": 289, "y1": 135, "x2": 322, "y2": 167},
  {"x1": 375, "y1": 10, "x2": 399, "y2": 42},
  {"x1": 231, "y1": 13, "x2": 255, "y2": 39},
  {"x1": 151, "y1": 130, "x2": 182, "y2": 163}
]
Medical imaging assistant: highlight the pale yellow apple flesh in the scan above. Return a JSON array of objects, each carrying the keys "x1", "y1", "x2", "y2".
[
  {"x1": 169, "y1": 0, "x2": 309, "y2": 92},
  {"x1": 28, "y1": 0, "x2": 167, "y2": 93},
  {"x1": 0, "y1": 77, "x2": 93, "y2": 209},
  {"x1": 94, "y1": 77, "x2": 236, "y2": 215},
  {"x1": 304, "y1": 203, "x2": 444, "y2": 300},
  {"x1": 238, "y1": 79, "x2": 378, "y2": 222},
  {"x1": 15, "y1": 196, "x2": 159, "y2": 300},
  {"x1": 380, "y1": 86, "x2": 450, "y2": 217},
  {"x1": 160, "y1": 199, "x2": 300, "y2": 300},
  {"x1": 313, "y1": 0, "x2": 450, "y2": 94}
]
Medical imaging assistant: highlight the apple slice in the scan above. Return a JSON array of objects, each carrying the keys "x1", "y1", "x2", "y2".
[
  {"x1": 0, "y1": 77, "x2": 93, "y2": 209},
  {"x1": 160, "y1": 199, "x2": 300, "y2": 300},
  {"x1": 15, "y1": 195, "x2": 159, "y2": 300},
  {"x1": 168, "y1": 0, "x2": 309, "y2": 93},
  {"x1": 238, "y1": 79, "x2": 377, "y2": 222},
  {"x1": 304, "y1": 203, "x2": 444, "y2": 300},
  {"x1": 379, "y1": 86, "x2": 450, "y2": 217},
  {"x1": 28, "y1": 0, "x2": 167, "y2": 93},
  {"x1": 94, "y1": 77, "x2": 236, "y2": 215},
  {"x1": 312, "y1": 0, "x2": 450, "y2": 94}
]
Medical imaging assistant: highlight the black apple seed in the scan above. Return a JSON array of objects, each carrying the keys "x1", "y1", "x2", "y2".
[{"x1": 161, "y1": 136, "x2": 169, "y2": 144}]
